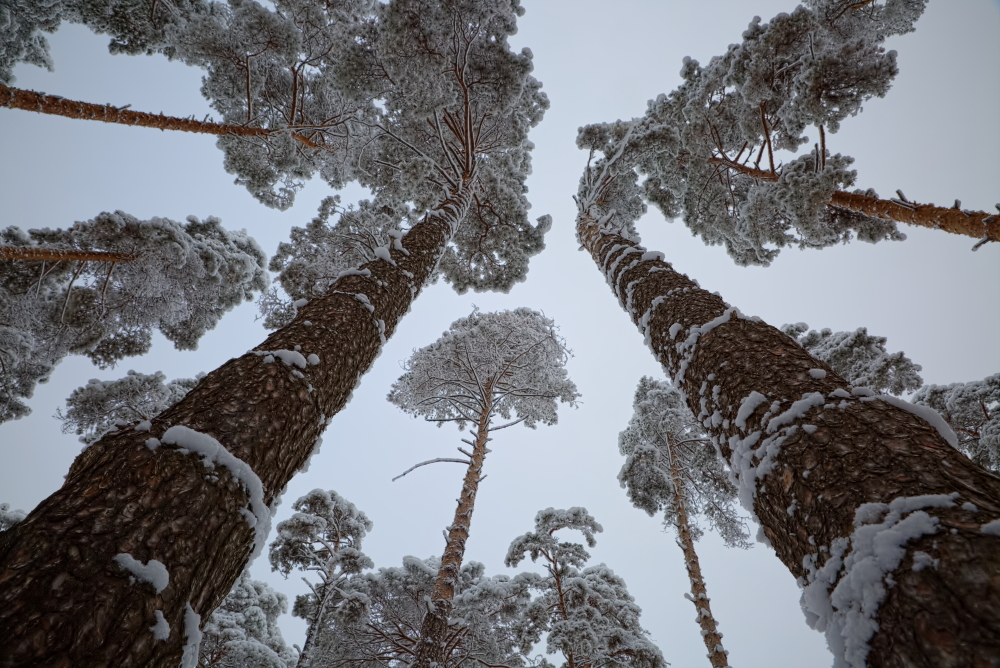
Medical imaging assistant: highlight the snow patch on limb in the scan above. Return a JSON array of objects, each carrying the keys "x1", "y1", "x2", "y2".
[
  {"x1": 160, "y1": 426, "x2": 271, "y2": 561},
  {"x1": 113, "y1": 553, "x2": 169, "y2": 593},
  {"x1": 254, "y1": 349, "x2": 309, "y2": 369},
  {"x1": 799, "y1": 494, "x2": 958, "y2": 668},
  {"x1": 735, "y1": 391, "x2": 769, "y2": 431},
  {"x1": 150, "y1": 610, "x2": 170, "y2": 641},
  {"x1": 180, "y1": 603, "x2": 202, "y2": 668},
  {"x1": 876, "y1": 394, "x2": 958, "y2": 448},
  {"x1": 982, "y1": 519, "x2": 1000, "y2": 536}
]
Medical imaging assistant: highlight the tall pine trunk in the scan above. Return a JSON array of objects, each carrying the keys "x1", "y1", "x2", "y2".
[
  {"x1": 0, "y1": 184, "x2": 474, "y2": 668},
  {"x1": 575, "y1": 197, "x2": 1000, "y2": 668},
  {"x1": 412, "y1": 393, "x2": 492, "y2": 668},
  {"x1": 827, "y1": 191, "x2": 999, "y2": 244},
  {"x1": 667, "y1": 451, "x2": 728, "y2": 668}
]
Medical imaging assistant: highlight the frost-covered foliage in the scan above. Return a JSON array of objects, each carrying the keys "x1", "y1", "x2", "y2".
[
  {"x1": 577, "y1": 0, "x2": 925, "y2": 265},
  {"x1": 307, "y1": 555, "x2": 536, "y2": 668},
  {"x1": 170, "y1": 0, "x2": 375, "y2": 208},
  {"x1": 912, "y1": 373, "x2": 1000, "y2": 471},
  {"x1": 57, "y1": 369, "x2": 201, "y2": 444},
  {"x1": 505, "y1": 508, "x2": 667, "y2": 668},
  {"x1": 781, "y1": 323, "x2": 922, "y2": 396},
  {"x1": 260, "y1": 196, "x2": 416, "y2": 329},
  {"x1": 197, "y1": 569, "x2": 298, "y2": 668},
  {"x1": 0, "y1": 212, "x2": 267, "y2": 423},
  {"x1": 340, "y1": 0, "x2": 551, "y2": 293},
  {"x1": 388, "y1": 308, "x2": 578, "y2": 431},
  {"x1": 269, "y1": 489, "x2": 374, "y2": 668},
  {"x1": 0, "y1": 0, "x2": 61, "y2": 84},
  {"x1": 0, "y1": 501, "x2": 27, "y2": 531},
  {"x1": 619, "y1": 377, "x2": 750, "y2": 548}
]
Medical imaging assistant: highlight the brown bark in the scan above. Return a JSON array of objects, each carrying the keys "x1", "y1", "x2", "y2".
[
  {"x1": 828, "y1": 190, "x2": 1000, "y2": 243},
  {"x1": 0, "y1": 247, "x2": 138, "y2": 263},
  {"x1": 667, "y1": 451, "x2": 728, "y2": 668},
  {"x1": 576, "y1": 201, "x2": 1000, "y2": 668},
  {"x1": 0, "y1": 183, "x2": 474, "y2": 668},
  {"x1": 412, "y1": 394, "x2": 492, "y2": 668},
  {"x1": 707, "y1": 157, "x2": 1000, "y2": 243},
  {"x1": 0, "y1": 84, "x2": 321, "y2": 145}
]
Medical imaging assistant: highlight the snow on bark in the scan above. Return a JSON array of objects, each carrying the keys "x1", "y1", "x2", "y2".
[
  {"x1": 113, "y1": 553, "x2": 170, "y2": 594},
  {"x1": 575, "y1": 152, "x2": 1000, "y2": 667}
]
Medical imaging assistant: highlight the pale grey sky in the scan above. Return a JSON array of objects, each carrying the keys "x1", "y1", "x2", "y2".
[{"x1": 1, "y1": 2, "x2": 997, "y2": 667}]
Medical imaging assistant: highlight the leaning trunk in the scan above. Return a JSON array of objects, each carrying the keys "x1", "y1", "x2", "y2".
[
  {"x1": 0, "y1": 184, "x2": 474, "y2": 668},
  {"x1": 297, "y1": 574, "x2": 337, "y2": 668},
  {"x1": 0, "y1": 84, "x2": 319, "y2": 146},
  {"x1": 0, "y1": 247, "x2": 137, "y2": 262},
  {"x1": 576, "y1": 195, "x2": 1000, "y2": 668},
  {"x1": 667, "y1": 453, "x2": 728, "y2": 668},
  {"x1": 412, "y1": 399, "x2": 492, "y2": 668}
]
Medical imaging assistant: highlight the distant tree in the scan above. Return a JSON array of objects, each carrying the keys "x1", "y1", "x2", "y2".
[
  {"x1": 388, "y1": 307, "x2": 579, "y2": 668},
  {"x1": 269, "y1": 489, "x2": 374, "y2": 668},
  {"x1": 505, "y1": 507, "x2": 666, "y2": 668},
  {"x1": 0, "y1": 3, "x2": 549, "y2": 665},
  {"x1": 780, "y1": 323, "x2": 922, "y2": 396},
  {"x1": 0, "y1": 212, "x2": 266, "y2": 424},
  {"x1": 197, "y1": 569, "x2": 299, "y2": 668},
  {"x1": 313, "y1": 555, "x2": 537, "y2": 668},
  {"x1": 57, "y1": 370, "x2": 202, "y2": 444},
  {"x1": 0, "y1": 503, "x2": 26, "y2": 532},
  {"x1": 577, "y1": 0, "x2": 997, "y2": 268},
  {"x1": 572, "y1": 121, "x2": 1000, "y2": 667},
  {"x1": 913, "y1": 374, "x2": 1000, "y2": 472},
  {"x1": 618, "y1": 377, "x2": 747, "y2": 668}
]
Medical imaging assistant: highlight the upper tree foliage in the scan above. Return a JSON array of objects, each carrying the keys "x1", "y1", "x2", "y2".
[
  {"x1": 197, "y1": 569, "x2": 299, "y2": 668},
  {"x1": 913, "y1": 373, "x2": 1000, "y2": 472},
  {"x1": 576, "y1": 0, "x2": 929, "y2": 266},
  {"x1": 0, "y1": 212, "x2": 266, "y2": 423},
  {"x1": 505, "y1": 508, "x2": 666, "y2": 668}
]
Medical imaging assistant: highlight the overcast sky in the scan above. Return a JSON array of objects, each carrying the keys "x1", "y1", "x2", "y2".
[{"x1": 1, "y1": 1, "x2": 998, "y2": 666}]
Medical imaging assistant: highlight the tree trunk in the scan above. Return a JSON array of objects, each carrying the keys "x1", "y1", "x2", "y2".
[
  {"x1": 575, "y1": 195, "x2": 1000, "y2": 668},
  {"x1": 412, "y1": 398, "x2": 492, "y2": 668},
  {"x1": 828, "y1": 190, "x2": 1000, "y2": 244},
  {"x1": 0, "y1": 84, "x2": 320, "y2": 146},
  {"x1": 0, "y1": 183, "x2": 474, "y2": 668},
  {"x1": 297, "y1": 576, "x2": 336, "y2": 668},
  {"x1": 0, "y1": 247, "x2": 138, "y2": 262},
  {"x1": 667, "y1": 453, "x2": 729, "y2": 668}
]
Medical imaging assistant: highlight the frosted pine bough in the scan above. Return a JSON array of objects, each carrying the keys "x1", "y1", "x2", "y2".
[{"x1": 0, "y1": 212, "x2": 267, "y2": 423}]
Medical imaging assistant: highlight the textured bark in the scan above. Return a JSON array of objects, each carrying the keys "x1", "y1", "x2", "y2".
[
  {"x1": 668, "y1": 454, "x2": 728, "y2": 668},
  {"x1": 412, "y1": 397, "x2": 492, "y2": 668},
  {"x1": 0, "y1": 184, "x2": 474, "y2": 668},
  {"x1": 828, "y1": 190, "x2": 1000, "y2": 243},
  {"x1": 0, "y1": 84, "x2": 321, "y2": 145},
  {"x1": 576, "y1": 203, "x2": 1000, "y2": 668},
  {"x1": 0, "y1": 247, "x2": 138, "y2": 262}
]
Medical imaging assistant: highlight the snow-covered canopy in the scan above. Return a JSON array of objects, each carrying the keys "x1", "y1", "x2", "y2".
[
  {"x1": 913, "y1": 373, "x2": 1000, "y2": 471},
  {"x1": 388, "y1": 307, "x2": 578, "y2": 431}
]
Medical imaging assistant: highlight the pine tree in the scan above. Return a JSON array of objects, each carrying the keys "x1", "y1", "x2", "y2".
[
  {"x1": 268, "y1": 489, "x2": 374, "y2": 668},
  {"x1": 505, "y1": 507, "x2": 667, "y2": 668},
  {"x1": 57, "y1": 369, "x2": 202, "y2": 444},
  {"x1": 0, "y1": 212, "x2": 267, "y2": 424},
  {"x1": 572, "y1": 121, "x2": 1000, "y2": 668},
  {"x1": 387, "y1": 307, "x2": 578, "y2": 668},
  {"x1": 310, "y1": 555, "x2": 537, "y2": 668},
  {"x1": 912, "y1": 374, "x2": 1000, "y2": 472},
  {"x1": 196, "y1": 569, "x2": 299, "y2": 668},
  {"x1": 0, "y1": 3, "x2": 548, "y2": 665},
  {"x1": 618, "y1": 377, "x2": 747, "y2": 668},
  {"x1": 577, "y1": 0, "x2": 997, "y2": 268}
]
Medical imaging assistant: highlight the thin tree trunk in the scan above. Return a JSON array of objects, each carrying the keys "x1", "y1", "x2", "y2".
[
  {"x1": 0, "y1": 183, "x2": 474, "y2": 668},
  {"x1": 0, "y1": 247, "x2": 137, "y2": 262},
  {"x1": 827, "y1": 190, "x2": 999, "y2": 243},
  {"x1": 667, "y1": 453, "x2": 728, "y2": 668},
  {"x1": 707, "y1": 158, "x2": 1000, "y2": 243},
  {"x1": 0, "y1": 84, "x2": 320, "y2": 146},
  {"x1": 297, "y1": 577, "x2": 336, "y2": 668},
  {"x1": 575, "y1": 191, "x2": 1000, "y2": 668},
  {"x1": 412, "y1": 397, "x2": 492, "y2": 668}
]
